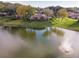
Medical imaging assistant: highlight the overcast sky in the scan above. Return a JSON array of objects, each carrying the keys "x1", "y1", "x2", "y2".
[{"x1": 2, "y1": 1, "x2": 78, "y2": 8}]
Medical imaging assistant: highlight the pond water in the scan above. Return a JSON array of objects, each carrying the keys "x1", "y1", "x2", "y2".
[{"x1": 0, "y1": 27, "x2": 79, "y2": 58}]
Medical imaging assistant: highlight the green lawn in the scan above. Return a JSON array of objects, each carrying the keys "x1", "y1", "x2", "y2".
[
  {"x1": 50, "y1": 17, "x2": 79, "y2": 31},
  {"x1": 50, "y1": 17, "x2": 77, "y2": 28},
  {"x1": 3, "y1": 20, "x2": 24, "y2": 27},
  {"x1": 50, "y1": 17, "x2": 76, "y2": 28},
  {"x1": 69, "y1": 22, "x2": 79, "y2": 31}
]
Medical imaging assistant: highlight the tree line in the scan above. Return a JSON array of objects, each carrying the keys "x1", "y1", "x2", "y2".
[{"x1": 0, "y1": 1, "x2": 78, "y2": 20}]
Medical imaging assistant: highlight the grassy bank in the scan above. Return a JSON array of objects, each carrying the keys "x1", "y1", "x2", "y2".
[
  {"x1": 0, "y1": 16, "x2": 79, "y2": 31},
  {"x1": 69, "y1": 22, "x2": 79, "y2": 31},
  {"x1": 0, "y1": 17, "x2": 51, "y2": 29},
  {"x1": 25, "y1": 21, "x2": 51, "y2": 29},
  {"x1": 50, "y1": 17, "x2": 79, "y2": 31}
]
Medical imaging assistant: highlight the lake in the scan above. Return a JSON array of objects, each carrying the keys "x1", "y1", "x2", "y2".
[{"x1": 0, "y1": 27, "x2": 79, "y2": 58}]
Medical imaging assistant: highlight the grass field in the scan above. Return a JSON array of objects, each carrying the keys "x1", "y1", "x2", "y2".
[
  {"x1": 50, "y1": 17, "x2": 79, "y2": 31},
  {"x1": 50, "y1": 17, "x2": 77, "y2": 28},
  {"x1": 69, "y1": 22, "x2": 79, "y2": 31}
]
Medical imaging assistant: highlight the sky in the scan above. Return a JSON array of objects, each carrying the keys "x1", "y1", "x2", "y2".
[{"x1": 2, "y1": 1, "x2": 79, "y2": 8}]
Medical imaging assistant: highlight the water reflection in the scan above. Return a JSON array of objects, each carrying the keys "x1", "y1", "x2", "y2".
[
  {"x1": 0, "y1": 27, "x2": 79, "y2": 57},
  {"x1": 0, "y1": 29, "x2": 28, "y2": 57},
  {"x1": 1, "y1": 27, "x2": 62, "y2": 57},
  {"x1": 57, "y1": 28, "x2": 79, "y2": 57}
]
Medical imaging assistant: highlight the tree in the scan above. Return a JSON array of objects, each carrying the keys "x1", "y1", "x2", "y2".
[
  {"x1": 43, "y1": 8, "x2": 54, "y2": 17},
  {"x1": 16, "y1": 4, "x2": 36, "y2": 21},
  {"x1": 57, "y1": 8, "x2": 68, "y2": 23},
  {"x1": 16, "y1": 5, "x2": 28, "y2": 17},
  {"x1": 24, "y1": 6, "x2": 36, "y2": 21},
  {"x1": 57, "y1": 8, "x2": 68, "y2": 18},
  {"x1": 0, "y1": 3, "x2": 5, "y2": 11},
  {"x1": 46, "y1": 6, "x2": 63, "y2": 17},
  {"x1": 54, "y1": 6, "x2": 63, "y2": 17},
  {"x1": 4, "y1": 3, "x2": 16, "y2": 15},
  {"x1": 16, "y1": 5, "x2": 36, "y2": 17}
]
